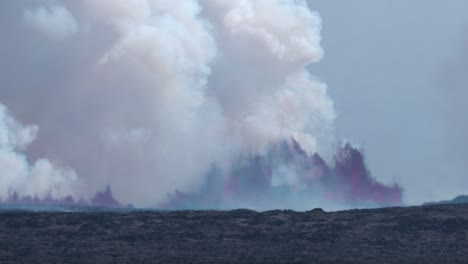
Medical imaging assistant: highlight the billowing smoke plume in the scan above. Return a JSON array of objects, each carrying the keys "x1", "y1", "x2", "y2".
[
  {"x1": 0, "y1": 0, "x2": 401, "y2": 210},
  {"x1": 0, "y1": 104, "x2": 79, "y2": 201}
]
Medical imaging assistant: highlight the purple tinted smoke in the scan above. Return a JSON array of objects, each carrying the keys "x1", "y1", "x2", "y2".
[{"x1": 163, "y1": 140, "x2": 402, "y2": 210}]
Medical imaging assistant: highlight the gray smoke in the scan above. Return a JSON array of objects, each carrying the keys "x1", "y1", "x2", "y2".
[{"x1": 0, "y1": 0, "x2": 335, "y2": 207}]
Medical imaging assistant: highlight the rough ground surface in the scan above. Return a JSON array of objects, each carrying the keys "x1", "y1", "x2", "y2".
[{"x1": 0, "y1": 204, "x2": 468, "y2": 264}]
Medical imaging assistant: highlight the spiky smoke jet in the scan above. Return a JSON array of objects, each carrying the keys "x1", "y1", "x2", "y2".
[
  {"x1": 164, "y1": 140, "x2": 402, "y2": 210},
  {"x1": 0, "y1": 0, "x2": 401, "y2": 210}
]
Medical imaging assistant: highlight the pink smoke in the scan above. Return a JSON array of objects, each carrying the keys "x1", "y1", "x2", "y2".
[{"x1": 163, "y1": 140, "x2": 402, "y2": 210}]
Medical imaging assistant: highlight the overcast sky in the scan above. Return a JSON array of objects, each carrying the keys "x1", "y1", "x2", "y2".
[{"x1": 309, "y1": 0, "x2": 468, "y2": 203}]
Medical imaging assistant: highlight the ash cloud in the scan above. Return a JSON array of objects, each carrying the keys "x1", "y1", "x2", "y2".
[{"x1": 0, "y1": 0, "x2": 399, "y2": 210}]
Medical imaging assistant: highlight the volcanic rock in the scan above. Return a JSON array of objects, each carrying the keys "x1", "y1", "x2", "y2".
[{"x1": 1, "y1": 204, "x2": 468, "y2": 263}]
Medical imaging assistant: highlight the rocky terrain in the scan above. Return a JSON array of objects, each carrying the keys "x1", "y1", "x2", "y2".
[{"x1": 0, "y1": 204, "x2": 468, "y2": 263}]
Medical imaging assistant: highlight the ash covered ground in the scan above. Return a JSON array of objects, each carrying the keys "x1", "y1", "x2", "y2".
[{"x1": 1, "y1": 204, "x2": 468, "y2": 264}]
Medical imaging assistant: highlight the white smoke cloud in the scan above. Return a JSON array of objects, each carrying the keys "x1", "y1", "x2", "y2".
[
  {"x1": 0, "y1": 104, "x2": 79, "y2": 200},
  {"x1": 0, "y1": 0, "x2": 335, "y2": 207},
  {"x1": 199, "y1": 0, "x2": 332, "y2": 154},
  {"x1": 23, "y1": 5, "x2": 78, "y2": 39}
]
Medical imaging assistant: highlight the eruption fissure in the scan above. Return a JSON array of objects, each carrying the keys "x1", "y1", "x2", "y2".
[
  {"x1": 164, "y1": 140, "x2": 402, "y2": 210},
  {"x1": 0, "y1": 0, "x2": 402, "y2": 210}
]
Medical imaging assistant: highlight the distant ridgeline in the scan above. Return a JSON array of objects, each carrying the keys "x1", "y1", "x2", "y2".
[{"x1": 424, "y1": 195, "x2": 468, "y2": 206}]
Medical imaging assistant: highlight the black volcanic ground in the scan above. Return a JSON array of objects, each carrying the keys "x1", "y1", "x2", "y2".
[{"x1": 1, "y1": 204, "x2": 468, "y2": 263}]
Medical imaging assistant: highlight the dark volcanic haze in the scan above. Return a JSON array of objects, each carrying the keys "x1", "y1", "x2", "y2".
[{"x1": 0, "y1": 0, "x2": 401, "y2": 210}]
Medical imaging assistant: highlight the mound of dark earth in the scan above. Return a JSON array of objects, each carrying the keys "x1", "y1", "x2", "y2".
[
  {"x1": 424, "y1": 195, "x2": 468, "y2": 206},
  {"x1": 1, "y1": 204, "x2": 468, "y2": 264}
]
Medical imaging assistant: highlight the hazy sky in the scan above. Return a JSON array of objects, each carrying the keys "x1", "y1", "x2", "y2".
[{"x1": 309, "y1": 0, "x2": 468, "y2": 203}]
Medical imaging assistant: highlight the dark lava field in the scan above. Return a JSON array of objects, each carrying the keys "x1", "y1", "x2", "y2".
[{"x1": 1, "y1": 204, "x2": 468, "y2": 264}]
